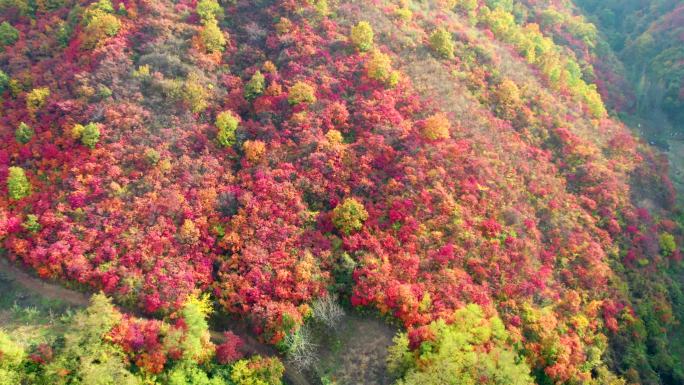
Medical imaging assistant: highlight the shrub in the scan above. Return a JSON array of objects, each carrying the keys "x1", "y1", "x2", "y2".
[
  {"x1": 215, "y1": 332, "x2": 244, "y2": 365},
  {"x1": 26, "y1": 87, "x2": 50, "y2": 113},
  {"x1": 132, "y1": 64, "x2": 151, "y2": 79},
  {"x1": 350, "y1": 21, "x2": 374, "y2": 52},
  {"x1": 171, "y1": 73, "x2": 211, "y2": 113},
  {"x1": 284, "y1": 326, "x2": 317, "y2": 372},
  {"x1": 216, "y1": 111, "x2": 240, "y2": 147},
  {"x1": 429, "y1": 27, "x2": 454, "y2": 59},
  {"x1": 244, "y1": 70, "x2": 265, "y2": 101},
  {"x1": 314, "y1": 0, "x2": 329, "y2": 16},
  {"x1": 200, "y1": 18, "x2": 226, "y2": 53},
  {"x1": 196, "y1": 0, "x2": 222, "y2": 23},
  {"x1": 7, "y1": 166, "x2": 31, "y2": 200},
  {"x1": 15, "y1": 122, "x2": 34, "y2": 144},
  {"x1": 366, "y1": 50, "x2": 400, "y2": 87},
  {"x1": 0, "y1": 22, "x2": 19, "y2": 48},
  {"x1": 43, "y1": 294, "x2": 137, "y2": 385},
  {"x1": 332, "y1": 198, "x2": 368, "y2": 235},
  {"x1": 287, "y1": 82, "x2": 316, "y2": 105},
  {"x1": 243, "y1": 140, "x2": 266, "y2": 163},
  {"x1": 421, "y1": 113, "x2": 451, "y2": 140},
  {"x1": 311, "y1": 295, "x2": 345, "y2": 330}
]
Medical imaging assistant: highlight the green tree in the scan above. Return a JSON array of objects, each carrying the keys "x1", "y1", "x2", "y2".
[
  {"x1": 350, "y1": 21, "x2": 374, "y2": 52},
  {"x1": 81, "y1": 123, "x2": 101, "y2": 149},
  {"x1": 230, "y1": 356, "x2": 284, "y2": 385},
  {"x1": 196, "y1": 0, "x2": 222, "y2": 23},
  {"x1": 659, "y1": 233, "x2": 676, "y2": 257},
  {"x1": 429, "y1": 27, "x2": 455, "y2": 59},
  {"x1": 7, "y1": 166, "x2": 31, "y2": 200},
  {"x1": 216, "y1": 110, "x2": 240, "y2": 147},
  {"x1": 166, "y1": 362, "x2": 221, "y2": 385},
  {"x1": 0, "y1": 70, "x2": 9, "y2": 93},
  {"x1": 185, "y1": 73, "x2": 211, "y2": 113},
  {"x1": 366, "y1": 50, "x2": 401, "y2": 88},
  {"x1": 493, "y1": 79, "x2": 522, "y2": 120},
  {"x1": 287, "y1": 81, "x2": 316, "y2": 105},
  {"x1": 45, "y1": 294, "x2": 139, "y2": 385},
  {"x1": 83, "y1": 10, "x2": 121, "y2": 49},
  {"x1": 26, "y1": 87, "x2": 50, "y2": 113},
  {"x1": 332, "y1": 198, "x2": 368, "y2": 235},
  {"x1": 15, "y1": 122, "x2": 34, "y2": 144},
  {"x1": 245, "y1": 70, "x2": 265, "y2": 101},
  {"x1": 200, "y1": 18, "x2": 226, "y2": 53},
  {"x1": 0, "y1": 21, "x2": 19, "y2": 48},
  {"x1": 178, "y1": 294, "x2": 213, "y2": 362},
  {"x1": 388, "y1": 304, "x2": 534, "y2": 385},
  {"x1": 0, "y1": 331, "x2": 25, "y2": 385},
  {"x1": 22, "y1": 214, "x2": 40, "y2": 233}
]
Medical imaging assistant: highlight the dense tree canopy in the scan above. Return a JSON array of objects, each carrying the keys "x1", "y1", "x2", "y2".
[
  {"x1": 0, "y1": 293, "x2": 280, "y2": 385},
  {"x1": 388, "y1": 304, "x2": 534, "y2": 385},
  {"x1": 0, "y1": 1, "x2": 682, "y2": 385}
]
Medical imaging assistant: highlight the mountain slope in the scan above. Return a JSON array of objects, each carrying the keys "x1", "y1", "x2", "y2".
[{"x1": 0, "y1": 1, "x2": 683, "y2": 384}]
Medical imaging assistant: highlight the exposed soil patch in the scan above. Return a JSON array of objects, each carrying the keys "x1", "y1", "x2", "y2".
[{"x1": 310, "y1": 313, "x2": 397, "y2": 385}]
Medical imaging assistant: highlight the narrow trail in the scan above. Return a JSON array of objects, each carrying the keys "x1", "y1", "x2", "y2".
[{"x1": 0, "y1": 259, "x2": 310, "y2": 385}]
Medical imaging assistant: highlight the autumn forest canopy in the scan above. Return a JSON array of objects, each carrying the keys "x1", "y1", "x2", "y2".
[{"x1": 0, "y1": 0, "x2": 683, "y2": 385}]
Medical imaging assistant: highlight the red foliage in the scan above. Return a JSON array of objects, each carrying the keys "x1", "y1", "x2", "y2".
[
  {"x1": 215, "y1": 332, "x2": 244, "y2": 365},
  {"x1": 0, "y1": 1, "x2": 680, "y2": 382}
]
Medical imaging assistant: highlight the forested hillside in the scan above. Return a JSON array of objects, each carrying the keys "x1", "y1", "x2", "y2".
[
  {"x1": 577, "y1": 0, "x2": 684, "y2": 137},
  {"x1": 0, "y1": 1, "x2": 682, "y2": 385}
]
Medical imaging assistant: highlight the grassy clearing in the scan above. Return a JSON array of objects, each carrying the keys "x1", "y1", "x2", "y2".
[
  {"x1": 288, "y1": 312, "x2": 396, "y2": 385},
  {"x1": 0, "y1": 265, "x2": 80, "y2": 348}
]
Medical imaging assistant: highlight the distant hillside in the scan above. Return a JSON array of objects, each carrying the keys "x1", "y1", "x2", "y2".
[{"x1": 576, "y1": 0, "x2": 684, "y2": 136}]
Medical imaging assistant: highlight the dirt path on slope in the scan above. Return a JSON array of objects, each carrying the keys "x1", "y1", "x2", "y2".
[
  {"x1": 0, "y1": 259, "x2": 91, "y2": 307},
  {"x1": 0, "y1": 259, "x2": 310, "y2": 385}
]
